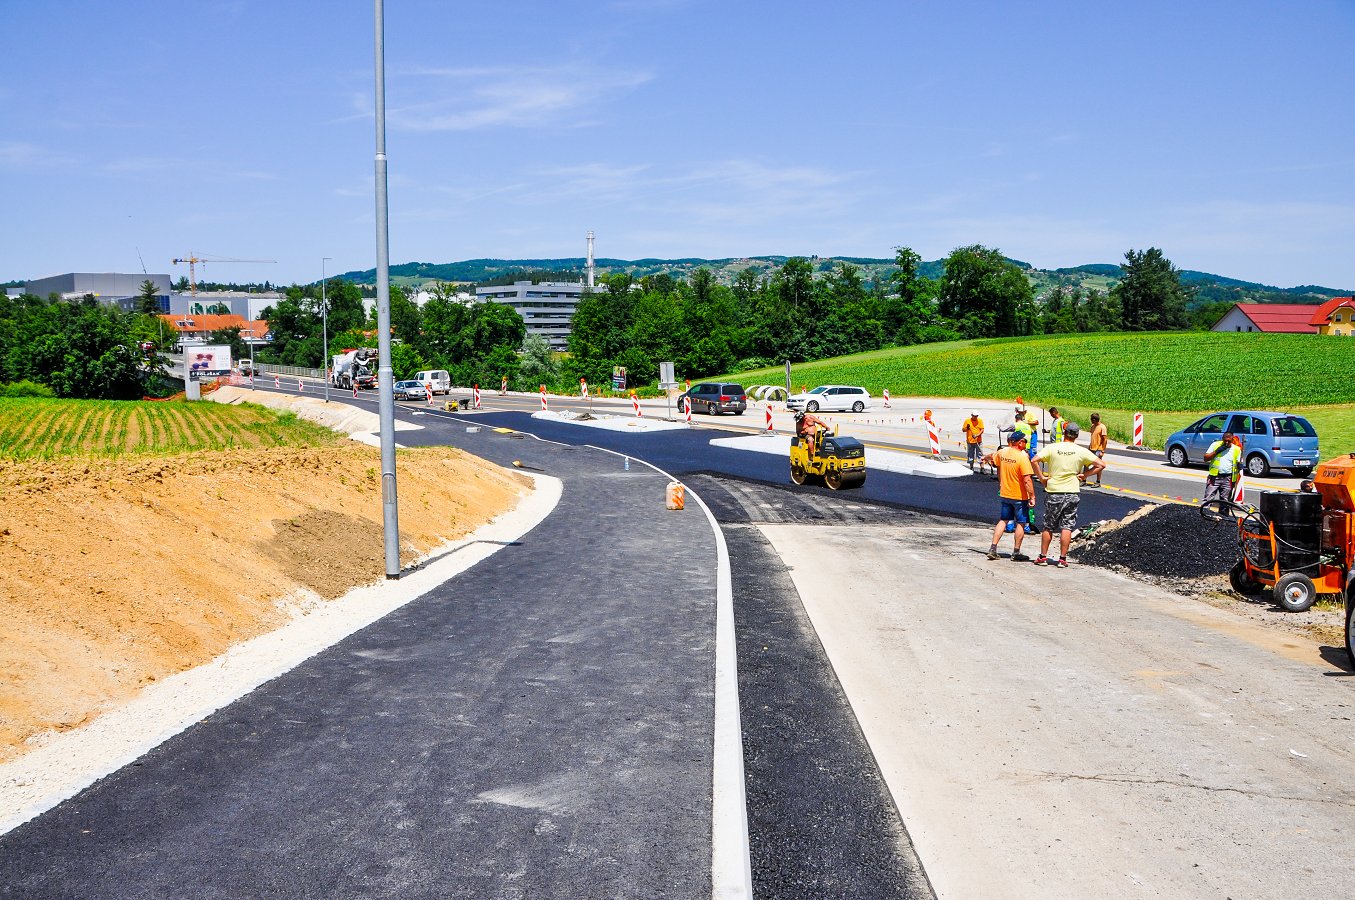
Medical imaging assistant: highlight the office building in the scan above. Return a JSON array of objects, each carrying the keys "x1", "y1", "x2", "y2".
[{"x1": 475, "y1": 280, "x2": 588, "y2": 351}]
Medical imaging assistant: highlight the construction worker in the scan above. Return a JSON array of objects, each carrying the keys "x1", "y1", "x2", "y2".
[
  {"x1": 1032, "y1": 421, "x2": 1106, "y2": 567},
  {"x1": 984, "y1": 430, "x2": 1038, "y2": 561},
  {"x1": 1203, "y1": 431, "x2": 1243, "y2": 503},
  {"x1": 794, "y1": 409, "x2": 828, "y2": 458},
  {"x1": 1087, "y1": 413, "x2": 1108, "y2": 487},
  {"x1": 1049, "y1": 407, "x2": 1066, "y2": 445},
  {"x1": 963, "y1": 410, "x2": 985, "y2": 471},
  {"x1": 1024, "y1": 409, "x2": 1041, "y2": 459}
]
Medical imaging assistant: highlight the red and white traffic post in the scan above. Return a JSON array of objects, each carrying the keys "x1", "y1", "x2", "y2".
[
  {"x1": 426, "y1": 383, "x2": 434, "y2": 405},
  {"x1": 540, "y1": 385, "x2": 547, "y2": 411},
  {"x1": 580, "y1": 378, "x2": 589, "y2": 399},
  {"x1": 1133, "y1": 412, "x2": 1144, "y2": 448},
  {"x1": 631, "y1": 393, "x2": 643, "y2": 417},
  {"x1": 298, "y1": 379, "x2": 304, "y2": 392},
  {"x1": 473, "y1": 384, "x2": 481, "y2": 409},
  {"x1": 882, "y1": 389, "x2": 891, "y2": 409},
  {"x1": 765, "y1": 406, "x2": 774, "y2": 432},
  {"x1": 684, "y1": 395, "x2": 692, "y2": 425},
  {"x1": 501, "y1": 376, "x2": 508, "y2": 395},
  {"x1": 926, "y1": 413, "x2": 941, "y2": 456},
  {"x1": 352, "y1": 381, "x2": 358, "y2": 398},
  {"x1": 274, "y1": 374, "x2": 280, "y2": 388}
]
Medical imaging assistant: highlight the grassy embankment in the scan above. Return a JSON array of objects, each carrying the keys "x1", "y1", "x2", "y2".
[
  {"x1": 0, "y1": 397, "x2": 343, "y2": 459},
  {"x1": 734, "y1": 332, "x2": 1355, "y2": 454}
]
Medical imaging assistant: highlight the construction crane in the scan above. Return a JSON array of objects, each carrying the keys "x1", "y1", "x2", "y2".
[{"x1": 172, "y1": 253, "x2": 276, "y2": 296}]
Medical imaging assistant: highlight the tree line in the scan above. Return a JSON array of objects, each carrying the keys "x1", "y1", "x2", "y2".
[
  {"x1": 0, "y1": 244, "x2": 1199, "y2": 400},
  {"x1": 561, "y1": 244, "x2": 1194, "y2": 387}
]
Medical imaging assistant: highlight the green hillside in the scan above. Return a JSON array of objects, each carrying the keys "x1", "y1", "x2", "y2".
[
  {"x1": 733, "y1": 332, "x2": 1355, "y2": 453},
  {"x1": 335, "y1": 256, "x2": 1348, "y2": 306}
]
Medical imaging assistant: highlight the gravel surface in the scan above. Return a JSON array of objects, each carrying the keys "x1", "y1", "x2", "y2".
[{"x1": 1075, "y1": 502, "x2": 1239, "y2": 578}]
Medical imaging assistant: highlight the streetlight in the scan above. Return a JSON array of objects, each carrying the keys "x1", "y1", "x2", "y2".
[{"x1": 321, "y1": 257, "x2": 332, "y2": 403}]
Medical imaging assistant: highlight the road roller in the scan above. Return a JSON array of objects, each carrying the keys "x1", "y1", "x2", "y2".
[
  {"x1": 1229, "y1": 452, "x2": 1355, "y2": 614},
  {"x1": 789, "y1": 426, "x2": 866, "y2": 490}
]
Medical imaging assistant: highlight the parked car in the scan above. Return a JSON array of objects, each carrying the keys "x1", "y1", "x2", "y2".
[
  {"x1": 393, "y1": 379, "x2": 427, "y2": 401},
  {"x1": 238, "y1": 361, "x2": 256, "y2": 377},
  {"x1": 675, "y1": 382, "x2": 747, "y2": 416},
  {"x1": 1164, "y1": 410, "x2": 1319, "y2": 478},
  {"x1": 785, "y1": 385, "x2": 873, "y2": 414}
]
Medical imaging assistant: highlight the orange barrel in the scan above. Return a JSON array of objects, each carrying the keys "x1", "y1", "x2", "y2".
[{"x1": 666, "y1": 481, "x2": 686, "y2": 510}]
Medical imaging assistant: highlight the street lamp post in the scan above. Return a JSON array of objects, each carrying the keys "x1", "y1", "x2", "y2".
[
  {"x1": 321, "y1": 257, "x2": 332, "y2": 403},
  {"x1": 374, "y1": 0, "x2": 400, "y2": 579}
]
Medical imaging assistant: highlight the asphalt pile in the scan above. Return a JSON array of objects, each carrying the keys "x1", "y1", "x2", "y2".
[{"x1": 1075, "y1": 503, "x2": 1238, "y2": 579}]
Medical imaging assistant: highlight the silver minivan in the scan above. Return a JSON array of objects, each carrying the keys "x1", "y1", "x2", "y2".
[{"x1": 1164, "y1": 410, "x2": 1319, "y2": 478}]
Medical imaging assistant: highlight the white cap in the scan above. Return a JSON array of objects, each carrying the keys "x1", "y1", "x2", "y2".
[{"x1": 971, "y1": 410, "x2": 980, "y2": 417}]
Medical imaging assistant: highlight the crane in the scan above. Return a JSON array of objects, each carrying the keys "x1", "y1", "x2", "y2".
[{"x1": 172, "y1": 253, "x2": 276, "y2": 296}]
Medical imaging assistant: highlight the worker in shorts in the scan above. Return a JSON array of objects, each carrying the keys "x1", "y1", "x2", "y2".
[
  {"x1": 1202, "y1": 431, "x2": 1243, "y2": 504},
  {"x1": 1087, "y1": 413, "x2": 1108, "y2": 486},
  {"x1": 1032, "y1": 421, "x2": 1106, "y2": 567},
  {"x1": 963, "y1": 410, "x2": 985, "y2": 471},
  {"x1": 984, "y1": 430, "x2": 1038, "y2": 561}
]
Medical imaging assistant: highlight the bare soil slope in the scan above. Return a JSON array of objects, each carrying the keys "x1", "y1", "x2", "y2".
[{"x1": 0, "y1": 444, "x2": 527, "y2": 763}]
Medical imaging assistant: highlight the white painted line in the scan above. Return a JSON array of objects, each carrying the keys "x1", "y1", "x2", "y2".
[
  {"x1": 0, "y1": 475, "x2": 563, "y2": 836},
  {"x1": 583, "y1": 445, "x2": 753, "y2": 900}
]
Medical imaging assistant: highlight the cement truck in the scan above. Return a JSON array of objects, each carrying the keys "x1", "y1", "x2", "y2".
[{"x1": 331, "y1": 348, "x2": 377, "y2": 391}]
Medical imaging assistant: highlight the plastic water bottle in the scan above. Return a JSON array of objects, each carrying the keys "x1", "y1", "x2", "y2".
[{"x1": 624, "y1": 456, "x2": 630, "y2": 472}]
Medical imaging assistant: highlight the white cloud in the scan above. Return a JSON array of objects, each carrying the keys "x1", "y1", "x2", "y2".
[
  {"x1": 384, "y1": 65, "x2": 654, "y2": 132},
  {"x1": 100, "y1": 157, "x2": 274, "y2": 181},
  {"x1": 0, "y1": 141, "x2": 74, "y2": 169}
]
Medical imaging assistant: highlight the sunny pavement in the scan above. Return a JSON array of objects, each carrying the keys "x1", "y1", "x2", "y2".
[{"x1": 0, "y1": 430, "x2": 723, "y2": 899}]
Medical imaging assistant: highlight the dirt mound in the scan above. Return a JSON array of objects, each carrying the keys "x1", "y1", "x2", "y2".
[
  {"x1": 1075, "y1": 503, "x2": 1238, "y2": 578},
  {"x1": 0, "y1": 445, "x2": 528, "y2": 763}
]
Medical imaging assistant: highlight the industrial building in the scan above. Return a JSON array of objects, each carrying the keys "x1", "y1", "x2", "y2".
[
  {"x1": 169, "y1": 291, "x2": 284, "y2": 321},
  {"x1": 24, "y1": 272, "x2": 172, "y2": 312},
  {"x1": 475, "y1": 280, "x2": 590, "y2": 351}
]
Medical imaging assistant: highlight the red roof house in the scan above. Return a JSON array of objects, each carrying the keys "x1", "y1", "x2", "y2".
[
  {"x1": 1211, "y1": 303, "x2": 1320, "y2": 334},
  {"x1": 1307, "y1": 296, "x2": 1355, "y2": 335}
]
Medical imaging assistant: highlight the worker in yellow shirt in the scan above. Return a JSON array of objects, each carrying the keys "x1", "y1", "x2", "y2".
[{"x1": 963, "y1": 410, "x2": 985, "y2": 472}]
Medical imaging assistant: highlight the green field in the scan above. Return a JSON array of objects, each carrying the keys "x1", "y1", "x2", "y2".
[
  {"x1": 735, "y1": 332, "x2": 1355, "y2": 453},
  {"x1": 0, "y1": 398, "x2": 343, "y2": 460}
]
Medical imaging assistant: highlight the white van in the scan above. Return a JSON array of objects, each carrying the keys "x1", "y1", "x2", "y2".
[{"x1": 414, "y1": 370, "x2": 451, "y2": 395}]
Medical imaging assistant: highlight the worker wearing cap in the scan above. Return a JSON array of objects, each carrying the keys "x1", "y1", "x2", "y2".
[
  {"x1": 1032, "y1": 421, "x2": 1106, "y2": 567},
  {"x1": 984, "y1": 430, "x2": 1037, "y2": 561},
  {"x1": 1203, "y1": 431, "x2": 1243, "y2": 503},
  {"x1": 963, "y1": 410, "x2": 985, "y2": 472}
]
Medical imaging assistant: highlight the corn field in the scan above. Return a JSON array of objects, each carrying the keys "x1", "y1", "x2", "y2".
[{"x1": 0, "y1": 398, "x2": 342, "y2": 459}]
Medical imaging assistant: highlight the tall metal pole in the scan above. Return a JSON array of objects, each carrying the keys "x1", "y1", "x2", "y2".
[
  {"x1": 321, "y1": 257, "x2": 331, "y2": 403},
  {"x1": 373, "y1": 0, "x2": 400, "y2": 579}
]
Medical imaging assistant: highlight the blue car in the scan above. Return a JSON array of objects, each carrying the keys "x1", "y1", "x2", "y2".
[{"x1": 1164, "y1": 410, "x2": 1319, "y2": 478}]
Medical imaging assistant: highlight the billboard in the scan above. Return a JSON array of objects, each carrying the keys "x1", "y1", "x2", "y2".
[{"x1": 187, "y1": 345, "x2": 232, "y2": 379}]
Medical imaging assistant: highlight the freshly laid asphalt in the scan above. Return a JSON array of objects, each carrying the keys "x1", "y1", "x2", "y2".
[
  {"x1": 1, "y1": 403, "x2": 1142, "y2": 898},
  {"x1": 1, "y1": 429, "x2": 719, "y2": 899}
]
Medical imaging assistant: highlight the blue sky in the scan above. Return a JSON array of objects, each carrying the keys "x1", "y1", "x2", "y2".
[{"x1": 3, "y1": 0, "x2": 1353, "y2": 289}]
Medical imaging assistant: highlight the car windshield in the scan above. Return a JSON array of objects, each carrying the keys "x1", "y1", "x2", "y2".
[
  {"x1": 1273, "y1": 416, "x2": 1316, "y2": 437},
  {"x1": 808, "y1": 387, "x2": 829, "y2": 394}
]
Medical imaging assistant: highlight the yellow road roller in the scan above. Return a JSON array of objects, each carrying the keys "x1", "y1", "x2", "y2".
[{"x1": 789, "y1": 428, "x2": 866, "y2": 490}]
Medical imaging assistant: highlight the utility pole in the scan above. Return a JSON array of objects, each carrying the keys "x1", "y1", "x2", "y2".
[
  {"x1": 373, "y1": 0, "x2": 400, "y2": 580},
  {"x1": 322, "y1": 257, "x2": 332, "y2": 403}
]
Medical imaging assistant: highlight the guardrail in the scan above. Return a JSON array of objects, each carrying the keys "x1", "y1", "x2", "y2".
[{"x1": 255, "y1": 363, "x2": 323, "y2": 380}]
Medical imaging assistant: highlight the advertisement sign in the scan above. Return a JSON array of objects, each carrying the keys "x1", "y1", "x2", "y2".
[
  {"x1": 187, "y1": 344, "x2": 232, "y2": 379},
  {"x1": 612, "y1": 366, "x2": 627, "y2": 390}
]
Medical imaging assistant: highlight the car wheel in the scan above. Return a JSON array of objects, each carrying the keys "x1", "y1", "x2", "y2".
[
  {"x1": 806, "y1": 401, "x2": 819, "y2": 413},
  {"x1": 709, "y1": 401, "x2": 721, "y2": 416},
  {"x1": 1168, "y1": 445, "x2": 1187, "y2": 467},
  {"x1": 1247, "y1": 454, "x2": 1271, "y2": 478},
  {"x1": 1274, "y1": 572, "x2": 1317, "y2": 613},
  {"x1": 852, "y1": 401, "x2": 864, "y2": 413},
  {"x1": 1345, "y1": 591, "x2": 1355, "y2": 668},
  {"x1": 1293, "y1": 467, "x2": 1313, "y2": 479},
  {"x1": 790, "y1": 463, "x2": 806, "y2": 485},
  {"x1": 1228, "y1": 560, "x2": 1263, "y2": 595}
]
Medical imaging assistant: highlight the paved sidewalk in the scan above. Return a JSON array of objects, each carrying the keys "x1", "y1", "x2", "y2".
[{"x1": 0, "y1": 432, "x2": 726, "y2": 899}]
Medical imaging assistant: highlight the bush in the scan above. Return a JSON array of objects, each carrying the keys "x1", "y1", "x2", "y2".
[{"x1": 0, "y1": 380, "x2": 55, "y2": 398}]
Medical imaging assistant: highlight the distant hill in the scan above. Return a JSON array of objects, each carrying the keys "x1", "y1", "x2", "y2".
[{"x1": 338, "y1": 256, "x2": 1350, "y2": 306}]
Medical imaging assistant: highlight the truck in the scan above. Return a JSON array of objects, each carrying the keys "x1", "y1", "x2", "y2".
[{"x1": 331, "y1": 348, "x2": 378, "y2": 390}]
